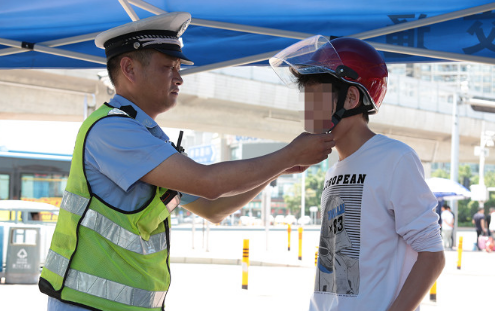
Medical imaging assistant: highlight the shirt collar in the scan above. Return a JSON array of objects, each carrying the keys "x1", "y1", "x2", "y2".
[
  {"x1": 109, "y1": 95, "x2": 158, "y2": 128},
  {"x1": 108, "y1": 95, "x2": 169, "y2": 141}
]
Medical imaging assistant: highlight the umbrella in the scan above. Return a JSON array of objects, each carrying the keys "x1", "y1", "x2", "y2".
[{"x1": 425, "y1": 177, "x2": 471, "y2": 200}]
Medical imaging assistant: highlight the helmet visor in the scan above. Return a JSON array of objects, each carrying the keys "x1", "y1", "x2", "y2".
[{"x1": 269, "y1": 35, "x2": 344, "y2": 89}]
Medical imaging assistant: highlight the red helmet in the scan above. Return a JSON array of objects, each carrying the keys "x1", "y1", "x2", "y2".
[{"x1": 270, "y1": 35, "x2": 388, "y2": 113}]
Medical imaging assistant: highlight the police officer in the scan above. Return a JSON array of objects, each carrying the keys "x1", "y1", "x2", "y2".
[{"x1": 39, "y1": 12, "x2": 335, "y2": 311}]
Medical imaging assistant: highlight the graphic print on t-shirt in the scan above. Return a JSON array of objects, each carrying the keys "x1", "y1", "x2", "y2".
[{"x1": 315, "y1": 174, "x2": 365, "y2": 296}]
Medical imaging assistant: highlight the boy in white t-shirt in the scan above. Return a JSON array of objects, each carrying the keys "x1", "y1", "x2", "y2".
[{"x1": 270, "y1": 36, "x2": 445, "y2": 311}]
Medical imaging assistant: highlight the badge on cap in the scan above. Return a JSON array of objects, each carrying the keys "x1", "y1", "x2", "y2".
[{"x1": 95, "y1": 12, "x2": 194, "y2": 65}]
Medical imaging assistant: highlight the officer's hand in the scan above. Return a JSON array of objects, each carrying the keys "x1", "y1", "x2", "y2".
[{"x1": 286, "y1": 132, "x2": 335, "y2": 166}]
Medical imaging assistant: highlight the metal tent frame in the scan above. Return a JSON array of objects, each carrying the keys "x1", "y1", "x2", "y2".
[{"x1": 1, "y1": 1, "x2": 495, "y2": 75}]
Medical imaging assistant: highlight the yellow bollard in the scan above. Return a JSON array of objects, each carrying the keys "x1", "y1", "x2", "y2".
[
  {"x1": 298, "y1": 227, "x2": 303, "y2": 260},
  {"x1": 242, "y1": 239, "x2": 249, "y2": 289},
  {"x1": 457, "y1": 236, "x2": 463, "y2": 270},
  {"x1": 315, "y1": 246, "x2": 318, "y2": 266},
  {"x1": 429, "y1": 281, "x2": 437, "y2": 302},
  {"x1": 288, "y1": 224, "x2": 291, "y2": 251}
]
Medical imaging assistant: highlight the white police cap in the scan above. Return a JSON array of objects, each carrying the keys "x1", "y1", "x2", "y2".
[{"x1": 95, "y1": 12, "x2": 193, "y2": 65}]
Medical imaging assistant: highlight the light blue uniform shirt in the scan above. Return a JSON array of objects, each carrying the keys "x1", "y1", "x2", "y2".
[
  {"x1": 84, "y1": 95, "x2": 197, "y2": 210},
  {"x1": 48, "y1": 95, "x2": 197, "y2": 310}
]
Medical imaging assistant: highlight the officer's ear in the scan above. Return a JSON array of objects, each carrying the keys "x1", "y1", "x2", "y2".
[
  {"x1": 120, "y1": 56, "x2": 136, "y2": 84},
  {"x1": 344, "y1": 86, "x2": 360, "y2": 110}
]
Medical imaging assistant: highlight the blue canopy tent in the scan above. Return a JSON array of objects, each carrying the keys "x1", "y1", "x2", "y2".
[
  {"x1": 426, "y1": 177, "x2": 472, "y2": 201},
  {"x1": 426, "y1": 177, "x2": 471, "y2": 227},
  {"x1": 1, "y1": 0, "x2": 495, "y2": 74}
]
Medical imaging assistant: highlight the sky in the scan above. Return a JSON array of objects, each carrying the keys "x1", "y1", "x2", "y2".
[
  {"x1": 0, "y1": 120, "x2": 188, "y2": 156},
  {"x1": 0, "y1": 120, "x2": 81, "y2": 155}
]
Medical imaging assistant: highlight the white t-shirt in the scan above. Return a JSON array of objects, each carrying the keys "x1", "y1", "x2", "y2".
[
  {"x1": 489, "y1": 212, "x2": 495, "y2": 232},
  {"x1": 441, "y1": 210, "x2": 454, "y2": 230},
  {"x1": 310, "y1": 135, "x2": 443, "y2": 311}
]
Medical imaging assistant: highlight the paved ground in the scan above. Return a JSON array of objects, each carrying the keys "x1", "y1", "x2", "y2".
[{"x1": 0, "y1": 227, "x2": 491, "y2": 310}]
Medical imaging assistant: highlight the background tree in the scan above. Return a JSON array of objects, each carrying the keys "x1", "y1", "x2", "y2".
[
  {"x1": 468, "y1": 170, "x2": 495, "y2": 223},
  {"x1": 431, "y1": 168, "x2": 449, "y2": 179},
  {"x1": 457, "y1": 165, "x2": 473, "y2": 226},
  {"x1": 283, "y1": 181, "x2": 301, "y2": 216},
  {"x1": 283, "y1": 169, "x2": 326, "y2": 217}
]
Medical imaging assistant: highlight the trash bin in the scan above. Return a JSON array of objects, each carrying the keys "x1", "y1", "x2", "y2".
[{"x1": 5, "y1": 227, "x2": 41, "y2": 284}]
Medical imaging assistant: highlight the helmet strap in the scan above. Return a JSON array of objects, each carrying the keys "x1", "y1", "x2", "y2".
[
  {"x1": 342, "y1": 104, "x2": 369, "y2": 118},
  {"x1": 327, "y1": 84, "x2": 368, "y2": 132},
  {"x1": 326, "y1": 84, "x2": 349, "y2": 133}
]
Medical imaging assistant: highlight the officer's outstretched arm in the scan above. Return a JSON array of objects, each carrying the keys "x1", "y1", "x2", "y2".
[
  {"x1": 181, "y1": 165, "x2": 309, "y2": 223},
  {"x1": 141, "y1": 132, "x2": 334, "y2": 201}
]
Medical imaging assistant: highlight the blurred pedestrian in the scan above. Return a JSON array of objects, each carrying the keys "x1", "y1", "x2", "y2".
[
  {"x1": 478, "y1": 235, "x2": 495, "y2": 253},
  {"x1": 473, "y1": 207, "x2": 487, "y2": 250},
  {"x1": 446, "y1": 206, "x2": 455, "y2": 247},
  {"x1": 486, "y1": 236, "x2": 495, "y2": 253},
  {"x1": 487, "y1": 207, "x2": 494, "y2": 236},
  {"x1": 441, "y1": 205, "x2": 454, "y2": 249}
]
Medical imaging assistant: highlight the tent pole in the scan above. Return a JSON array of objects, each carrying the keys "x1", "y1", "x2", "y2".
[
  {"x1": 352, "y1": 2, "x2": 495, "y2": 40},
  {"x1": 129, "y1": 0, "x2": 314, "y2": 39},
  {"x1": 182, "y1": 42, "x2": 495, "y2": 76},
  {"x1": 0, "y1": 48, "x2": 28, "y2": 57},
  {"x1": 128, "y1": 0, "x2": 166, "y2": 14},
  {"x1": 0, "y1": 37, "x2": 106, "y2": 65},
  {"x1": 34, "y1": 45, "x2": 106, "y2": 64},
  {"x1": 131, "y1": 0, "x2": 495, "y2": 43},
  {"x1": 42, "y1": 32, "x2": 101, "y2": 47},
  {"x1": 118, "y1": 0, "x2": 140, "y2": 21},
  {"x1": 370, "y1": 43, "x2": 495, "y2": 66},
  {"x1": 190, "y1": 19, "x2": 310, "y2": 40},
  {"x1": 181, "y1": 51, "x2": 278, "y2": 76},
  {"x1": 0, "y1": 32, "x2": 100, "y2": 57}
]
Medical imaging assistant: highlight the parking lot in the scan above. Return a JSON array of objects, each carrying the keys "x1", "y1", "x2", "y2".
[{"x1": 0, "y1": 227, "x2": 491, "y2": 310}]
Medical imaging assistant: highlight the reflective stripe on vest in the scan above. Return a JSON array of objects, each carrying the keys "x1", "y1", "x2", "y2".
[
  {"x1": 44, "y1": 250, "x2": 69, "y2": 277},
  {"x1": 60, "y1": 190, "x2": 89, "y2": 216},
  {"x1": 65, "y1": 269, "x2": 166, "y2": 309},
  {"x1": 57, "y1": 191, "x2": 169, "y2": 255},
  {"x1": 81, "y1": 209, "x2": 168, "y2": 255}
]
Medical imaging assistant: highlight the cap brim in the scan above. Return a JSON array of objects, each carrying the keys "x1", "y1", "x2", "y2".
[
  {"x1": 95, "y1": 12, "x2": 191, "y2": 49},
  {"x1": 155, "y1": 48, "x2": 194, "y2": 65}
]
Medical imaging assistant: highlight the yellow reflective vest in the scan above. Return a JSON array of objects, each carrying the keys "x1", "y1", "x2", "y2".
[{"x1": 39, "y1": 104, "x2": 179, "y2": 311}]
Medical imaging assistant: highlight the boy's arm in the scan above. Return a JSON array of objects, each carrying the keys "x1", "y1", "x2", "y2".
[
  {"x1": 181, "y1": 166, "x2": 308, "y2": 223},
  {"x1": 181, "y1": 181, "x2": 270, "y2": 224},
  {"x1": 387, "y1": 251, "x2": 445, "y2": 311}
]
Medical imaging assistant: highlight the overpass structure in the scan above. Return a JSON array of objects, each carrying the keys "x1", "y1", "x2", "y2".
[{"x1": 0, "y1": 67, "x2": 494, "y2": 165}]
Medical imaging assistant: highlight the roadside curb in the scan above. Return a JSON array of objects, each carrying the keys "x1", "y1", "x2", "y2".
[{"x1": 170, "y1": 256, "x2": 313, "y2": 268}]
